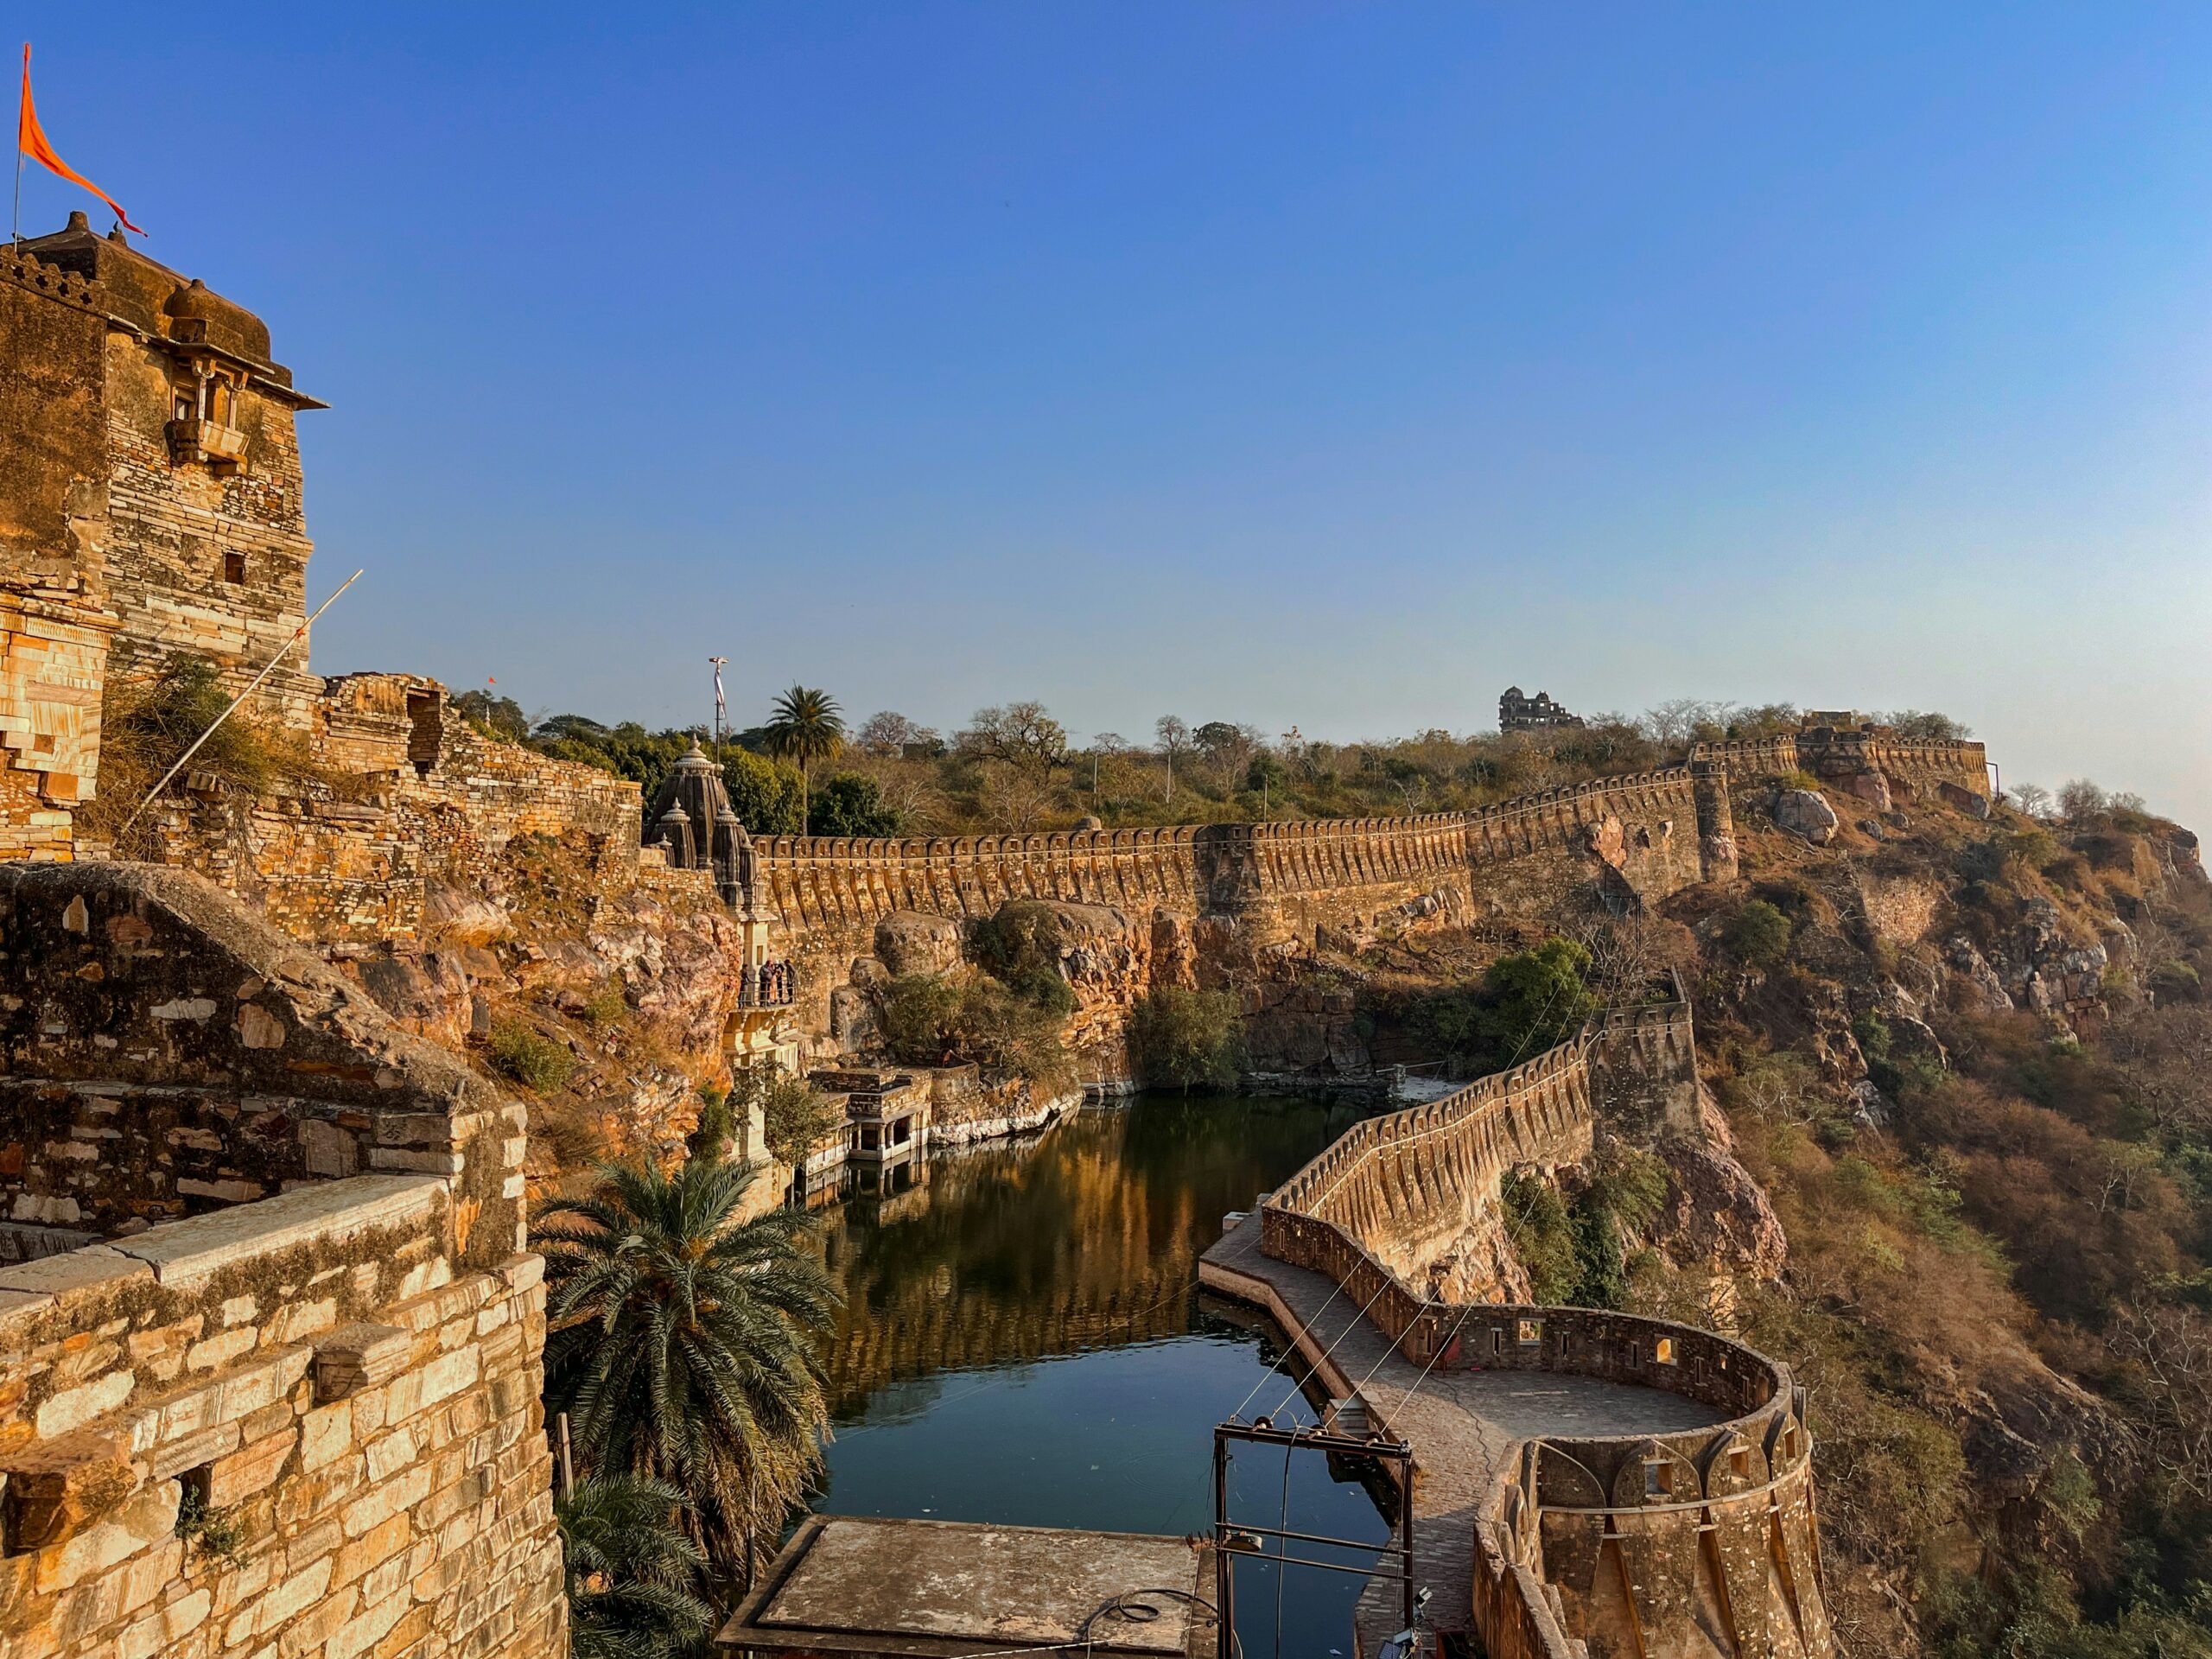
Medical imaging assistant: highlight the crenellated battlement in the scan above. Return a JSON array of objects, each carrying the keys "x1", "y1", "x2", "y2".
[{"x1": 1241, "y1": 982, "x2": 1832, "y2": 1658}]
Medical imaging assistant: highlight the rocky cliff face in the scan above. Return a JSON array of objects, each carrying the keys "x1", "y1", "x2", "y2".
[{"x1": 331, "y1": 832, "x2": 747, "y2": 1178}]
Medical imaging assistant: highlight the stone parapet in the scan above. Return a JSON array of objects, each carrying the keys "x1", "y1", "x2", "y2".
[
  {"x1": 0, "y1": 861, "x2": 563, "y2": 1659},
  {"x1": 1256, "y1": 984, "x2": 1831, "y2": 1656},
  {"x1": 0, "y1": 1178, "x2": 564, "y2": 1659}
]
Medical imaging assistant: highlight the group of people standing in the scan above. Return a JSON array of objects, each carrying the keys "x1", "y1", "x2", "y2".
[{"x1": 743, "y1": 959, "x2": 796, "y2": 1005}]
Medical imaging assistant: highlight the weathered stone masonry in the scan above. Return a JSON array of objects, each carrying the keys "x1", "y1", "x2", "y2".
[
  {"x1": 1253, "y1": 991, "x2": 1830, "y2": 1659},
  {"x1": 0, "y1": 864, "x2": 564, "y2": 1659}
]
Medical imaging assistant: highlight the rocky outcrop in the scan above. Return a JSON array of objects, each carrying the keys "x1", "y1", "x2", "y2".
[
  {"x1": 874, "y1": 910, "x2": 965, "y2": 979},
  {"x1": 925, "y1": 1066, "x2": 1077, "y2": 1144},
  {"x1": 1418, "y1": 1203, "x2": 1532, "y2": 1303},
  {"x1": 1774, "y1": 789, "x2": 1840, "y2": 845},
  {"x1": 1243, "y1": 980, "x2": 1370, "y2": 1073}
]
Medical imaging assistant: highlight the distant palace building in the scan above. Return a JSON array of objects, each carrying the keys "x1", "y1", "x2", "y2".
[{"x1": 1498, "y1": 685, "x2": 1585, "y2": 733}]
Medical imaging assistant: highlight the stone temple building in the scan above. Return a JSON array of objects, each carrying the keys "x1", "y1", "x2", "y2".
[
  {"x1": 645, "y1": 742, "x2": 799, "y2": 1076},
  {"x1": 1499, "y1": 686, "x2": 1586, "y2": 734}
]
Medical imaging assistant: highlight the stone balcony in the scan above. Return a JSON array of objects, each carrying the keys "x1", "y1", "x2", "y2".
[{"x1": 165, "y1": 416, "x2": 249, "y2": 473}]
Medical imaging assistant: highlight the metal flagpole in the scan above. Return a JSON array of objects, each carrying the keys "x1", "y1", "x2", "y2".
[
  {"x1": 709, "y1": 657, "x2": 728, "y2": 766},
  {"x1": 119, "y1": 569, "x2": 363, "y2": 838},
  {"x1": 13, "y1": 45, "x2": 26, "y2": 251}
]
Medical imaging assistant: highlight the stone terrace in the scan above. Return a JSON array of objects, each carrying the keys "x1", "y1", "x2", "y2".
[{"x1": 1200, "y1": 1217, "x2": 1720, "y2": 1658}]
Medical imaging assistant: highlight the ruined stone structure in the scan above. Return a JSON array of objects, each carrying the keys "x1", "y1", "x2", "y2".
[
  {"x1": 1211, "y1": 988, "x2": 1831, "y2": 1659},
  {"x1": 1500, "y1": 687, "x2": 1586, "y2": 733},
  {"x1": 0, "y1": 863, "x2": 564, "y2": 1659}
]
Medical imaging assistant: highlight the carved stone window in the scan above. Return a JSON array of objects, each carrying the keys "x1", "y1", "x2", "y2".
[
  {"x1": 167, "y1": 368, "x2": 249, "y2": 474},
  {"x1": 222, "y1": 551, "x2": 245, "y2": 585}
]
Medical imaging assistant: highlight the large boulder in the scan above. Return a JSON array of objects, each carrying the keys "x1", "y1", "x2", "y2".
[
  {"x1": 874, "y1": 911, "x2": 965, "y2": 979},
  {"x1": 1773, "y1": 788, "x2": 1840, "y2": 845},
  {"x1": 1938, "y1": 780, "x2": 1992, "y2": 818},
  {"x1": 424, "y1": 882, "x2": 511, "y2": 945}
]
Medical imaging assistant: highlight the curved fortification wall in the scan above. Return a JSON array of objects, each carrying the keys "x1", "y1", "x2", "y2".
[
  {"x1": 1258, "y1": 993, "x2": 1833, "y2": 1659},
  {"x1": 750, "y1": 732, "x2": 1984, "y2": 946}
]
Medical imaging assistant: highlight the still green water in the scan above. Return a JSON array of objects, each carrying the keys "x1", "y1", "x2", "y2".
[{"x1": 808, "y1": 1094, "x2": 1400, "y2": 1659}]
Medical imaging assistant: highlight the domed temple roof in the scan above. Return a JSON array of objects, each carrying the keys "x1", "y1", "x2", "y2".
[{"x1": 645, "y1": 742, "x2": 753, "y2": 906}]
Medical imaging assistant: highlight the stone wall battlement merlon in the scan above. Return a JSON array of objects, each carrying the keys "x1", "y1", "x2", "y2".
[{"x1": 1, "y1": 248, "x2": 105, "y2": 315}]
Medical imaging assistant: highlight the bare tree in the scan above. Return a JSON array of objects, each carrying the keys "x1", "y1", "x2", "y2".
[
  {"x1": 2058, "y1": 779, "x2": 2109, "y2": 823},
  {"x1": 1192, "y1": 721, "x2": 1260, "y2": 786},
  {"x1": 2009, "y1": 781, "x2": 2053, "y2": 820},
  {"x1": 1154, "y1": 716, "x2": 1191, "y2": 802},
  {"x1": 1638, "y1": 697, "x2": 1730, "y2": 747},
  {"x1": 2109, "y1": 1303, "x2": 2212, "y2": 1504},
  {"x1": 855, "y1": 710, "x2": 925, "y2": 759},
  {"x1": 976, "y1": 761, "x2": 1062, "y2": 832},
  {"x1": 959, "y1": 702, "x2": 1068, "y2": 773}
]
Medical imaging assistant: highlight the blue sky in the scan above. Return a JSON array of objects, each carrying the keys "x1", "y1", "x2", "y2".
[{"x1": 22, "y1": 4, "x2": 2212, "y2": 825}]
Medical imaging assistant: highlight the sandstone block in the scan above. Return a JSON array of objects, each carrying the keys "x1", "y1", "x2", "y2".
[
  {"x1": 312, "y1": 1324, "x2": 411, "y2": 1403},
  {"x1": 0, "y1": 1431, "x2": 133, "y2": 1549},
  {"x1": 299, "y1": 1402, "x2": 353, "y2": 1471},
  {"x1": 36, "y1": 1481, "x2": 176, "y2": 1595},
  {"x1": 340, "y1": 1463, "x2": 430, "y2": 1539},
  {"x1": 333, "y1": 1510, "x2": 411, "y2": 1588},
  {"x1": 255, "y1": 1555, "x2": 334, "y2": 1634},
  {"x1": 34, "y1": 1370, "x2": 134, "y2": 1441},
  {"x1": 327, "y1": 1587, "x2": 410, "y2": 1659},
  {"x1": 208, "y1": 1426, "x2": 296, "y2": 1506}
]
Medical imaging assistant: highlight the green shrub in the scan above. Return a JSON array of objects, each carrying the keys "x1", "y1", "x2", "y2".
[
  {"x1": 1853, "y1": 1013, "x2": 1893, "y2": 1065},
  {"x1": 1501, "y1": 1172, "x2": 1580, "y2": 1302},
  {"x1": 809, "y1": 772, "x2": 903, "y2": 837},
  {"x1": 969, "y1": 901, "x2": 1078, "y2": 1015},
  {"x1": 877, "y1": 974, "x2": 1073, "y2": 1090},
  {"x1": 487, "y1": 1020, "x2": 577, "y2": 1093},
  {"x1": 1411, "y1": 938, "x2": 1596, "y2": 1070},
  {"x1": 737, "y1": 1065, "x2": 844, "y2": 1164},
  {"x1": 721, "y1": 750, "x2": 806, "y2": 836},
  {"x1": 82, "y1": 652, "x2": 326, "y2": 856},
  {"x1": 454, "y1": 688, "x2": 531, "y2": 741},
  {"x1": 879, "y1": 975, "x2": 967, "y2": 1065},
  {"x1": 1129, "y1": 987, "x2": 1245, "y2": 1090},
  {"x1": 690, "y1": 1082, "x2": 734, "y2": 1156},
  {"x1": 176, "y1": 1484, "x2": 246, "y2": 1566},
  {"x1": 2150, "y1": 961, "x2": 2202, "y2": 1003},
  {"x1": 577, "y1": 979, "x2": 629, "y2": 1027},
  {"x1": 1722, "y1": 900, "x2": 1793, "y2": 969}
]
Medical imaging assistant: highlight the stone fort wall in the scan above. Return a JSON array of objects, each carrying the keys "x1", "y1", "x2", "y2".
[
  {"x1": 0, "y1": 863, "x2": 563, "y2": 1659},
  {"x1": 1257, "y1": 991, "x2": 1830, "y2": 1659}
]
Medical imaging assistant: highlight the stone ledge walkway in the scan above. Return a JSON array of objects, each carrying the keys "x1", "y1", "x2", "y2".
[{"x1": 1199, "y1": 1216, "x2": 1720, "y2": 1659}]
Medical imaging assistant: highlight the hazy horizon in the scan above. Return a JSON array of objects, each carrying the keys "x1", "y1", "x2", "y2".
[{"x1": 23, "y1": 3, "x2": 2210, "y2": 828}]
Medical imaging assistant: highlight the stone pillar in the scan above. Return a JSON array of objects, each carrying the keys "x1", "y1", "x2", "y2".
[{"x1": 1691, "y1": 759, "x2": 1738, "y2": 884}]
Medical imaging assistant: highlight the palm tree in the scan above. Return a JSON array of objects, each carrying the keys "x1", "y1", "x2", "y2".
[
  {"x1": 557, "y1": 1474, "x2": 715, "y2": 1659},
  {"x1": 761, "y1": 685, "x2": 845, "y2": 832},
  {"x1": 535, "y1": 1156, "x2": 840, "y2": 1585}
]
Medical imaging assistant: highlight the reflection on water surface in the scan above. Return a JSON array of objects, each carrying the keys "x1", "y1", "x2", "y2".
[{"x1": 809, "y1": 1094, "x2": 1396, "y2": 1659}]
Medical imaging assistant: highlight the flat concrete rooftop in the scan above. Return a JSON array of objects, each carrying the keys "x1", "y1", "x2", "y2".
[{"x1": 718, "y1": 1516, "x2": 1216, "y2": 1659}]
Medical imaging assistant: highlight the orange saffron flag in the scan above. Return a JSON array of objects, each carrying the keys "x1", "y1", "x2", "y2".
[{"x1": 17, "y1": 45, "x2": 143, "y2": 235}]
